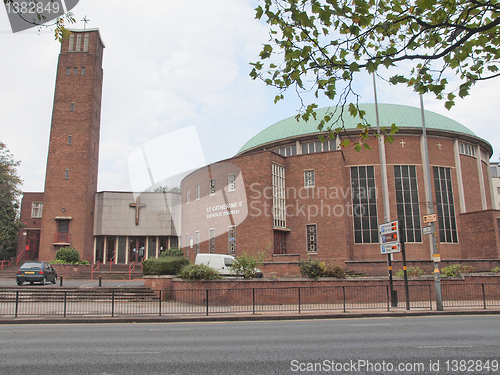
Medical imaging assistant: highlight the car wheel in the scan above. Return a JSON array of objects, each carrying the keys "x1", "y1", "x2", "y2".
[
  {"x1": 41, "y1": 277, "x2": 46, "y2": 285},
  {"x1": 51, "y1": 276, "x2": 57, "y2": 285},
  {"x1": 17, "y1": 280, "x2": 23, "y2": 286},
  {"x1": 29, "y1": 281, "x2": 34, "y2": 285}
]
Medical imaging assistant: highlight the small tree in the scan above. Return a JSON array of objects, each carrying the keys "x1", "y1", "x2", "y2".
[
  {"x1": 55, "y1": 247, "x2": 80, "y2": 263},
  {"x1": 230, "y1": 252, "x2": 264, "y2": 279},
  {"x1": 178, "y1": 263, "x2": 221, "y2": 281},
  {"x1": 159, "y1": 248, "x2": 184, "y2": 258}
]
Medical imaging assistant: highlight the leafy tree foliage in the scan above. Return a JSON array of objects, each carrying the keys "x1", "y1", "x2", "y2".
[
  {"x1": 0, "y1": 143, "x2": 22, "y2": 260},
  {"x1": 251, "y1": 0, "x2": 500, "y2": 147}
]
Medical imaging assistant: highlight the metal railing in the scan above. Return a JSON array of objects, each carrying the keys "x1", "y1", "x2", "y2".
[
  {"x1": 16, "y1": 250, "x2": 26, "y2": 266},
  {"x1": 0, "y1": 260, "x2": 10, "y2": 270},
  {"x1": 90, "y1": 261, "x2": 100, "y2": 280},
  {"x1": 0, "y1": 283, "x2": 497, "y2": 318}
]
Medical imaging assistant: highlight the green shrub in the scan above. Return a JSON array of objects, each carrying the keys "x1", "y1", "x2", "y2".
[
  {"x1": 395, "y1": 267, "x2": 424, "y2": 277},
  {"x1": 323, "y1": 264, "x2": 346, "y2": 278},
  {"x1": 159, "y1": 248, "x2": 184, "y2": 258},
  {"x1": 230, "y1": 252, "x2": 264, "y2": 278},
  {"x1": 50, "y1": 259, "x2": 90, "y2": 266},
  {"x1": 298, "y1": 258, "x2": 326, "y2": 278},
  {"x1": 178, "y1": 263, "x2": 221, "y2": 281},
  {"x1": 491, "y1": 267, "x2": 500, "y2": 273},
  {"x1": 441, "y1": 264, "x2": 476, "y2": 277},
  {"x1": 142, "y1": 257, "x2": 190, "y2": 276},
  {"x1": 55, "y1": 247, "x2": 80, "y2": 263}
]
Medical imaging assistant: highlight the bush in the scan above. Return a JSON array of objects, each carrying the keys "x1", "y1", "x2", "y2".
[
  {"x1": 298, "y1": 258, "x2": 326, "y2": 278},
  {"x1": 395, "y1": 267, "x2": 424, "y2": 277},
  {"x1": 142, "y1": 257, "x2": 190, "y2": 276},
  {"x1": 159, "y1": 248, "x2": 184, "y2": 258},
  {"x1": 55, "y1": 247, "x2": 80, "y2": 264},
  {"x1": 491, "y1": 267, "x2": 500, "y2": 273},
  {"x1": 50, "y1": 259, "x2": 90, "y2": 266},
  {"x1": 323, "y1": 264, "x2": 346, "y2": 278},
  {"x1": 441, "y1": 264, "x2": 476, "y2": 277},
  {"x1": 178, "y1": 263, "x2": 221, "y2": 281},
  {"x1": 230, "y1": 252, "x2": 264, "y2": 279}
]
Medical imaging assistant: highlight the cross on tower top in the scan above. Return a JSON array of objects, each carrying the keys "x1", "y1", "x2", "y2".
[
  {"x1": 129, "y1": 197, "x2": 146, "y2": 226},
  {"x1": 82, "y1": 16, "x2": 90, "y2": 29}
]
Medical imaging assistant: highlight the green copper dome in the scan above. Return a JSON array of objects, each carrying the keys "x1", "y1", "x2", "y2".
[{"x1": 238, "y1": 103, "x2": 476, "y2": 154}]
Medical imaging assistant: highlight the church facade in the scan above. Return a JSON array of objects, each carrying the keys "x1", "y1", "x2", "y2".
[{"x1": 15, "y1": 29, "x2": 500, "y2": 276}]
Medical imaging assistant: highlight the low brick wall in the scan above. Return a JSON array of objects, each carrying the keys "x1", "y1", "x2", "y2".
[
  {"x1": 51, "y1": 264, "x2": 91, "y2": 279},
  {"x1": 144, "y1": 274, "x2": 500, "y2": 306}
]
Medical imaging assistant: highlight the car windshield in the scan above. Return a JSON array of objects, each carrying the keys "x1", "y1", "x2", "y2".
[{"x1": 20, "y1": 263, "x2": 42, "y2": 270}]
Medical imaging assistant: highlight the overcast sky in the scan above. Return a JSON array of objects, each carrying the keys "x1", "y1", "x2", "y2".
[{"x1": 1, "y1": 0, "x2": 499, "y2": 193}]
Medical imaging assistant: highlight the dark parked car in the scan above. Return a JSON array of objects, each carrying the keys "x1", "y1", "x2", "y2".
[{"x1": 16, "y1": 262, "x2": 57, "y2": 286}]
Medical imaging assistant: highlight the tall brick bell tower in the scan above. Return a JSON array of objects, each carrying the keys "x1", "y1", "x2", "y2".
[{"x1": 39, "y1": 29, "x2": 105, "y2": 262}]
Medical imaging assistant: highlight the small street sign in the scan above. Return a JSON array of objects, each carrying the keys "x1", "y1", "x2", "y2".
[
  {"x1": 423, "y1": 214, "x2": 437, "y2": 223},
  {"x1": 379, "y1": 221, "x2": 401, "y2": 254},
  {"x1": 381, "y1": 243, "x2": 400, "y2": 254},
  {"x1": 433, "y1": 254, "x2": 441, "y2": 263},
  {"x1": 422, "y1": 226, "x2": 432, "y2": 235}
]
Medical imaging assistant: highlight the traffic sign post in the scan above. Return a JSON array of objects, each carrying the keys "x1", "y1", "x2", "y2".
[{"x1": 379, "y1": 221, "x2": 401, "y2": 308}]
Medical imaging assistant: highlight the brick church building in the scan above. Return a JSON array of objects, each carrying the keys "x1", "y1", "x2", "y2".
[
  {"x1": 16, "y1": 29, "x2": 500, "y2": 276},
  {"x1": 181, "y1": 105, "x2": 500, "y2": 276}
]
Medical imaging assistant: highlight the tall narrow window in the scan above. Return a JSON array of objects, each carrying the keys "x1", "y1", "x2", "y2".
[
  {"x1": 351, "y1": 166, "x2": 379, "y2": 243},
  {"x1": 209, "y1": 228, "x2": 215, "y2": 253},
  {"x1": 194, "y1": 231, "x2": 200, "y2": 255},
  {"x1": 81, "y1": 67, "x2": 85, "y2": 76},
  {"x1": 74, "y1": 67, "x2": 78, "y2": 75},
  {"x1": 66, "y1": 67, "x2": 71, "y2": 75},
  {"x1": 31, "y1": 202, "x2": 43, "y2": 218},
  {"x1": 209, "y1": 179, "x2": 215, "y2": 195},
  {"x1": 70, "y1": 102, "x2": 74, "y2": 111},
  {"x1": 83, "y1": 34, "x2": 89, "y2": 52},
  {"x1": 68, "y1": 34, "x2": 74, "y2": 52},
  {"x1": 186, "y1": 188, "x2": 190, "y2": 204},
  {"x1": 433, "y1": 167, "x2": 458, "y2": 243},
  {"x1": 304, "y1": 170, "x2": 315, "y2": 187},
  {"x1": 195, "y1": 184, "x2": 200, "y2": 200},
  {"x1": 76, "y1": 34, "x2": 81, "y2": 52},
  {"x1": 65, "y1": 169, "x2": 69, "y2": 180},
  {"x1": 68, "y1": 135, "x2": 72, "y2": 145},
  {"x1": 306, "y1": 224, "x2": 317, "y2": 253},
  {"x1": 394, "y1": 165, "x2": 422, "y2": 242},
  {"x1": 228, "y1": 226, "x2": 236, "y2": 254},
  {"x1": 272, "y1": 163, "x2": 286, "y2": 228},
  {"x1": 228, "y1": 174, "x2": 236, "y2": 192}
]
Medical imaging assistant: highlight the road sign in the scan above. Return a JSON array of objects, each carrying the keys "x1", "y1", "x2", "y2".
[
  {"x1": 381, "y1": 243, "x2": 400, "y2": 254},
  {"x1": 422, "y1": 226, "x2": 432, "y2": 235},
  {"x1": 423, "y1": 214, "x2": 437, "y2": 223},
  {"x1": 379, "y1": 221, "x2": 400, "y2": 254}
]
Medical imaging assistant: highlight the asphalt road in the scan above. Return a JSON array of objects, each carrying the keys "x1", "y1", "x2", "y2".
[{"x1": 0, "y1": 315, "x2": 499, "y2": 374}]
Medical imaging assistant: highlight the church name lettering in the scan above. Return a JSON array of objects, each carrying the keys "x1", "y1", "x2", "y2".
[{"x1": 206, "y1": 202, "x2": 243, "y2": 219}]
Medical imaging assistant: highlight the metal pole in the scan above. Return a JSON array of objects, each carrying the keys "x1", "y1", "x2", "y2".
[
  {"x1": 400, "y1": 219, "x2": 410, "y2": 310},
  {"x1": 372, "y1": 74, "x2": 395, "y2": 302},
  {"x1": 419, "y1": 94, "x2": 443, "y2": 311}
]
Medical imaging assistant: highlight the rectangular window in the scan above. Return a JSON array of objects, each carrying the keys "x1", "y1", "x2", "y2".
[
  {"x1": 274, "y1": 145, "x2": 297, "y2": 156},
  {"x1": 70, "y1": 102, "x2": 74, "y2": 111},
  {"x1": 68, "y1": 135, "x2": 72, "y2": 145},
  {"x1": 497, "y1": 187, "x2": 500, "y2": 195},
  {"x1": 83, "y1": 34, "x2": 89, "y2": 52},
  {"x1": 186, "y1": 188, "x2": 190, "y2": 203},
  {"x1": 459, "y1": 142, "x2": 476, "y2": 157},
  {"x1": 65, "y1": 169, "x2": 69, "y2": 180},
  {"x1": 394, "y1": 165, "x2": 422, "y2": 243},
  {"x1": 351, "y1": 166, "x2": 379, "y2": 243},
  {"x1": 68, "y1": 35, "x2": 74, "y2": 52},
  {"x1": 433, "y1": 167, "x2": 458, "y2": 243},
  {"x1": 81, "y1": 67, "x2": 85, "y2": 76},
  {"x1": 209, "y1": 228, "x2": 215, "y2": 253},
  {"x1": 31, "y1": 202, "x2": 43, "y2": 218},
  {"x1": 304, "y1": 170, "x2": 315, "y2": 187},
  {"x1": 209, "y1": 179, "x2": 215, "y2": 195},
  {"x1": 66, "y1": 67, "x2": 71, "y2": 75},
  {"x1": 76, "y1": 34, "x2": 81, "y2": 52},
  {"x1": 228, "y1": 226, "x2": 236, "y2": 254},
  {"x1": 306, "y1": 224, "x2": 317, "y2": 253},
  {"x1": 272, "y1": 163, "x2": 286, "y2": 228},
  {"x1": 194, "y1": 231, "x2": 200, "y2": 255},
  {"x1": 195, "y1": 184, "x2": 200, "y2": 200},
  {"x1": 228, "y1": 174, "x2": 236, "y2": 192},
  {"x1": 74, "y1": 67, "x2": 78, "y2": 75},
  {"x1": 58, "y1": 220, "x2": 69, "y2": 233}
]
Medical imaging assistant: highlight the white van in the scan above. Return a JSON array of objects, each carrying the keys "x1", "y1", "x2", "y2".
[{"x1": 195, "y1": 254, "x2": 263, "y2": 277}]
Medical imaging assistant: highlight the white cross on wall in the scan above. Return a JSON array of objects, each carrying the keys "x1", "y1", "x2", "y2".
[{"x1": 400, "y1": 139, "x2": 406, "y2": 147}]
